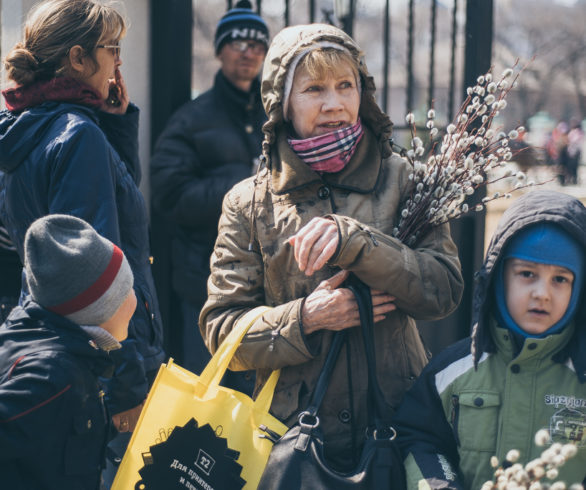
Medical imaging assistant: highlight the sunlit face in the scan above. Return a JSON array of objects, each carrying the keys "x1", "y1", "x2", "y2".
[
  {"x1": 83, "y1": 41, "x2": 121, "y2": 100},
  {"x1": 287, "y1": 60, "x2": 360, "y2": 139},
  {"x1": 504, "y1": 258, "x2": 574, "y2": 335},
  {"x1": 100, "y1": 289, "x2": 136, "y2": 341}
]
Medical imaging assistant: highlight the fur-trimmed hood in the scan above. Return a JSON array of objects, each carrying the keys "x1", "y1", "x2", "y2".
[
  {"x1": 259, "y1": 23, "x2": 393, "y2": 164},
  {"x1": 471, "y1": 190, "x2": 586, "y2": 382}
]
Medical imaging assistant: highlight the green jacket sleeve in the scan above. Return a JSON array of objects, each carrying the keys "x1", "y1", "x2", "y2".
[{"x1": 393, "y1": 342, "x2": 469, "y2": 489}]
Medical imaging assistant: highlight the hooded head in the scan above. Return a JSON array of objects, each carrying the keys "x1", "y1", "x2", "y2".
[
  {"x1": 493, "y1": 222, "x2": 584, "y2": 338},
  {"x1": 259, "y1": 23, "x2": 393, "y2": 165},
  {"x1": 470, "y1": 190, "x2": 586, "y2": 375}
]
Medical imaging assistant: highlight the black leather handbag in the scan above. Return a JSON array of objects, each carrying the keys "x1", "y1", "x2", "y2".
[{"x1": 257, "y1": 278, "x2": 406, "y2": 490}]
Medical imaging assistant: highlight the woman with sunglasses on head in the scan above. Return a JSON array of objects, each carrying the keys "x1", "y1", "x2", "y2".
[{"x1": 0, "y1": 0, "x2": 165, "y2": 481}]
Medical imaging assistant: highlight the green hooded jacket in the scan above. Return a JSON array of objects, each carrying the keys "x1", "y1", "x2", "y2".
[{"x1": 393, "y1": 190, "x2": 586, "y2": 489}]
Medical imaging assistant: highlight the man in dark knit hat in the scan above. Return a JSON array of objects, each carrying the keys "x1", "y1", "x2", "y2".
[
  {"x1": 0, "y1": 214, "x2": 136, "y2": 489},
  {"x1": 151, "y1": 0, "x2": 268, "y2": 395}
]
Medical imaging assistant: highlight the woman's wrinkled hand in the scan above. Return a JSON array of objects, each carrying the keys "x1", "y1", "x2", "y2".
[
  {"x1": 100, "y1": 68, "x2": 129, "y2": 114},
  {"x1": 288, "y1": 217, "x2": 339, "y2": 276},
  {"x1": 301, "y1": 270, "x2": 396, "y2": 335}
]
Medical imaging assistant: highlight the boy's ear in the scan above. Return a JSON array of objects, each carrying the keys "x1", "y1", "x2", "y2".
[{"x1": 68, "y1": 45, "x2": 86, "y2": 74}]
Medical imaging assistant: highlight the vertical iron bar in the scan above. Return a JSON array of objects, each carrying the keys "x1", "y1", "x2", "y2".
[
  {"x1": 428, "y1": 0, "x2": 437, "y2": 111},
  {"x1": 284, "y1": 0, "x2": 290, "y2": 26},
  {"x1": 348, "y1": 0, "x2": 355, "y2": 37},
  {"x1": 416, "y1": 0, "x2": 494, "y2": 355},
  {"x1": 150, "y1": 0, "x2": 193, "y2": 357},
  {"x1": 310, "y1": 0, "x2": 315, "y2": 23},
  {"x1": 453, "y1": 0, "x2": 493, "y2": 341},
  {"x1": 448, "y1": 0, "x2": 458, "y2": 121},
  {"x1": 257, "y1": 0, "x2": 261, "y2": 15},
  {"x1": 227, "y1": 0, "x2": 232, "y2": 10},
  {"x1": 382, "y1": 0, "x2": 391, "y2": 113},
  {"x1": 406, "y1": 0, "x2": 415, "y2": 114},
  {"x1": 464, "y1": 0, "x2": 493, "y2": 89}
]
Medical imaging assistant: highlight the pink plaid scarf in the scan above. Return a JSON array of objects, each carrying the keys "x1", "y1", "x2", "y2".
[{"x1": 288, "y1": 119, "x2": 364, "y2": 173}]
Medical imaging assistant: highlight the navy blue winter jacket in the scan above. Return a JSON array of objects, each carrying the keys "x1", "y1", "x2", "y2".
[
  {"x1": 0, "y1": 101, "x2": 165, "y2": 414},
  {"x1": 150, "y1": 71, "x2": 266, "y2": 307},
  {"x1": 0, "y1": 301, "x2": 115, "y2": 489}
]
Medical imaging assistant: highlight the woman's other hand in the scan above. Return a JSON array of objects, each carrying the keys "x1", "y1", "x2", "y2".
[
  {"x1": 302, "y1": 270, "x2": 396, "y2": 335},
  {"x1": 101, "y1": 68, "x2": 129, "y2": 114},
  {"x1": 288, "y1": 217, "x2": 338, "y2": 276}
]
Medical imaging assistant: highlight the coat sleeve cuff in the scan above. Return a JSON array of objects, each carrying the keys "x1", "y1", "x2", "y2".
[
  {"x1": 271, "y1": 297, "x2": 317, "y2": 360},
  {"x1": 297, "y1": 297, "x2": 321, "y2": 357}
]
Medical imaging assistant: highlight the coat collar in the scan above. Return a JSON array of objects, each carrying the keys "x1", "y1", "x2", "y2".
[
  {"x1": 6, "y1": 299, "x2": 116, "y2": 378},
  {"x1": 214, "y1": 70, "x2": 261, "y2": 109},
  {"x1": 492, "y1": 320, "x2": 575, "y2": 365},
  {"x1": 269, "y1": 125, "x2": 382, "y2": 195}
]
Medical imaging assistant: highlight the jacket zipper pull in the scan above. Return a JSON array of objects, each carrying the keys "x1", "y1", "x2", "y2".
[
  {"x1": 268, "y1": 329, "x2": 279, "y2": 352},
  {"x1": 366, "y1": 229, "x2": 379, "y2": 246}
]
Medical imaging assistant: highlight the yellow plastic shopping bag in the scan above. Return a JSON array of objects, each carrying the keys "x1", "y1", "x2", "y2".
[{"x1": 112, "y1": 306, "x2": 287, "y2": 490}]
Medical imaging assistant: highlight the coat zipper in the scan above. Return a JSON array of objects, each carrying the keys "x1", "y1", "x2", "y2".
[
  {"x1": 366, "y1": 229, "x2": 379, "y2": 246},
  {"x1": 451, "y1": 394, "x2": 461, "y2": 447}
]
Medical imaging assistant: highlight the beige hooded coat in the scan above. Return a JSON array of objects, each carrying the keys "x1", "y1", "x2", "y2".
[{"x1": 200, "y1": 24, "x2": 464, "y2": 466}]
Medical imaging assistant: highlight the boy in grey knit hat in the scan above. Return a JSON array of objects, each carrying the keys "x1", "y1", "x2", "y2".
[{"x1": 0, "y1": 214, "x2": 136, "y2": 489}]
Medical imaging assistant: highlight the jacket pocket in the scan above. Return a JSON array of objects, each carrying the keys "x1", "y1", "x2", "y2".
[
  {"x1": 271, "y1": 380, "x2": 306, "y2": 425},
  {"x1": 454, "y1": 391, "x2": 500, "y2": 452},
  {"x1": 64, "y1": 415, "x2": 106, "y2": 476}
]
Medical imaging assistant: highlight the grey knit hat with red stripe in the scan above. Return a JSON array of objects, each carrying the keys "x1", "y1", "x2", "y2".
[
  {"x1": 214, "y1": 0, "x2": 269, "y2": 54},
  {"x1": 24, "y1": 214, "x2": 134, "y2": 326}
]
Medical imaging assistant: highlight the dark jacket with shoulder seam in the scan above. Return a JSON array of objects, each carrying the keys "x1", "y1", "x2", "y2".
[
  {"x1": 0, "y1": 301, "x2": 115, "y2": 490},
  {"x1": 150, "y1": 70, "x2": 266, "y2": 307}
]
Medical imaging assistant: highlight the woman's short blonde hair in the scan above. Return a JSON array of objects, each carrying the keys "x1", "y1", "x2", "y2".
[
  {"x1": 297, "y1": 48, "x2": 360, "y2": 84},
  {"x1": 4, "y1": 0, "x2": 126, "y2": 86}
]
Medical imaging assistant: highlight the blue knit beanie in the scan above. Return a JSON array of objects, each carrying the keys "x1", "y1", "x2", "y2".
[
  {"x1": 214, "y1": 0, "x2": 269, "y2": 54},
  {"x1": 494, "y1": 222, "x2": 584, "y2": 338}
]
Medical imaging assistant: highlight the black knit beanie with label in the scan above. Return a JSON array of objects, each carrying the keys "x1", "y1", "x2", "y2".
[{"x1": 214, "y1": 0, "x2": 269, "y2": 54}]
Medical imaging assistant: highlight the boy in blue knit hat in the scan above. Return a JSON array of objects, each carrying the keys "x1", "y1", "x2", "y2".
[{"x1": 393, "y1": 190, "x2": 586, "y2": 489}]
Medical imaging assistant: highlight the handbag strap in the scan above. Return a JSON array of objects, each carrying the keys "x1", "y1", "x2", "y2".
[
  {"x1": 305, "y1": 330, "x2": 347, "y2": 418},
  {"x1": 347, "y1": 275, "x2": 393, "y2": 429},
  {"x1": 303, "y1": 275, "x2": 392, "y2": 427}
]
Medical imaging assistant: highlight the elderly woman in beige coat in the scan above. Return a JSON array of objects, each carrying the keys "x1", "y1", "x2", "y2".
[{"x1": 200, "y1": 23, "x2": 464, "y2": 469}]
